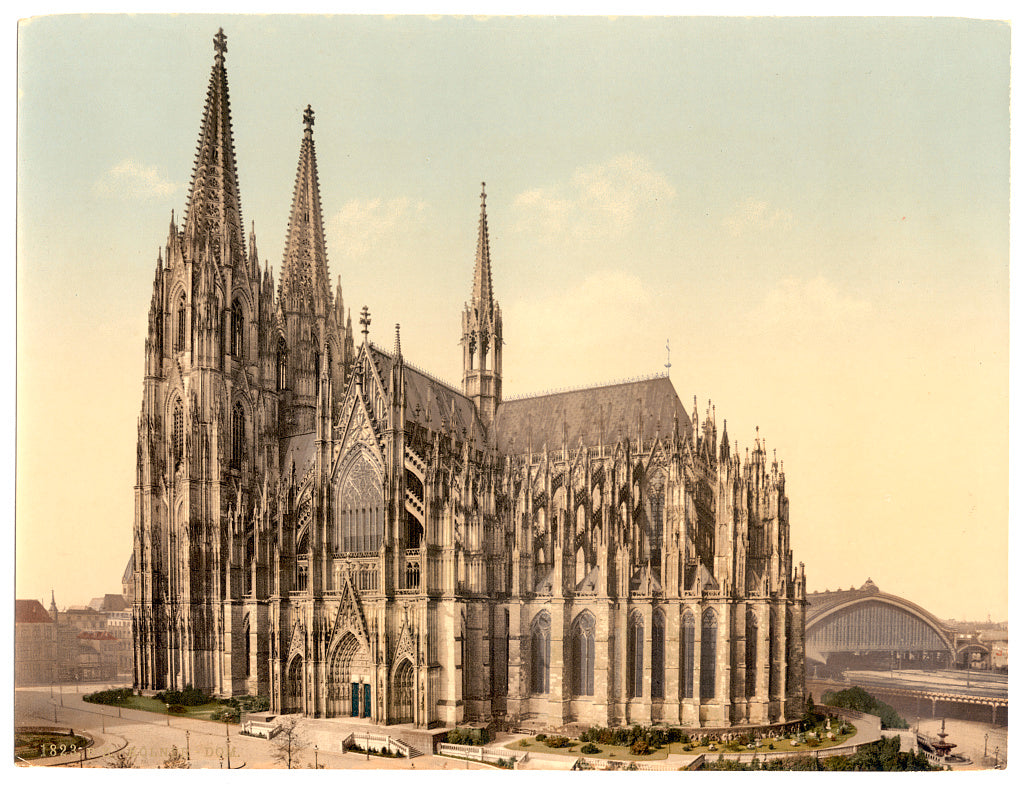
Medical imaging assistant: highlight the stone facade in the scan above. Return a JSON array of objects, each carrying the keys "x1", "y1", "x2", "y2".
[{"x1": 132, "y1": 29, "x2": 807, "y2": 731}]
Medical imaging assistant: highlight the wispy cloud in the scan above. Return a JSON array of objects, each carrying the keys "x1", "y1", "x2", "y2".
[
  {"x1": 94, "y1": 159, "x2": 179, "y2": 199},
  {"x1": 513, "y1": 154, "x2": 675, "y2": 239},
  {"x1": 327, "y1": 197, "x2": 426, "y2": 259},
  {"x1": 761, "y1": 276, "x2": 871, "y2": 327},
  {"x1": 722, "y1": 198, "x2": 794, "y2": 236}
]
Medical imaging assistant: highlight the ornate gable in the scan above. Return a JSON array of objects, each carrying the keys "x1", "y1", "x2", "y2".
[
  {"x1": 393, "y1": 610, "x2": 416, "y2": 665},
  {"x1": 287, "y1": 616, "x2": 305, "y2": 659},
  {"x1": 327, "y1": 567, "x2": 370, "y2": 652}
]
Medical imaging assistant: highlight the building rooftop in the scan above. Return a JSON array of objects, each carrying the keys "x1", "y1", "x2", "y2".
[{"x1": 15, "y1": 599, "x2": 52, "y2": 624}]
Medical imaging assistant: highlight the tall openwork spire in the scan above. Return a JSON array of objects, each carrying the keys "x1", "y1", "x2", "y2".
[
  {"x1": 279, "y1": 104, "x2": 330, "y2": 310},
  {"x1": 472, "y1": 182, "x2": 494, "y2": 317},
  {"x1": 183, "y1": 28, "x2": 246, "y2": 268}
]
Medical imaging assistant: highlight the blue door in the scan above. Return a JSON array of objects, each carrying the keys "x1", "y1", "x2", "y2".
[
  {"x1": 363, "y1": 683, "x2": 372, "y2": 718},
  {"x1": 351, "y1": 682, "x2": 360, "y2": 716}
]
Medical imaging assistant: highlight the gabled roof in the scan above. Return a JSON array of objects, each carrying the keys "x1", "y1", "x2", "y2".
[
  {"x1": 15, "y1": 599, "x2": 52, "y2": 624},
  {"x1": 492, "y1": 374, "x2": 690, "y2": 455},
  {"x1": 88, "y1": 594, "x2": 129, "y2": 612},
  {"x1": 368, "y1": 344, "x2": 484, "y2": 440}
]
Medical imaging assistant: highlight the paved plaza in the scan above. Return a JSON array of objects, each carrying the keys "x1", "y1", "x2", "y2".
[{"x1": 14, "y1": 683, "x2": 482, "y2": 770}]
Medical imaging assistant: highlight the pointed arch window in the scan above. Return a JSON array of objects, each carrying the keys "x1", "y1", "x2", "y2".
[
  {"x1": 769, "y1": 609, "x2": 779, "y2": 698},
  {"x1": 176, "y1": 296, "x2": 186, "y2": 351},
  {"x1": 276, "y1": 340, "x2": 288, "y2": 390},
  {"x1": 571, "y1": 611, "x2": 595, "y2": 697},
  {"x1": 231, "y1": 298, "x2": 244, "y2": 359},
  {"x1": 336, "y1": 453, "x2": 384, "y2": 553},
  {"x1": 746, "y1": 609, "x2": 759, "y2": 698},
  {"x1": 652, "y1": 609, "x2": 666, "y2": 699},
  {"x1": 627, "y1": 612, "x2": 644, "y2": 698},
  {"x1": 530, "y1": 611, "x2": 551, "y2": 695},
  {"x1": 231, "y1": 402, "x2": 245, "y2": 469},
  {"x1": 681, "y1": 610, "x2": 695, "y2": 698},
  {"x1": 172, "y1": 399, "x2": 184, "y2": 469},
  {"x1": 700, "y1": 609, "x2": 718, "y2": 699}
]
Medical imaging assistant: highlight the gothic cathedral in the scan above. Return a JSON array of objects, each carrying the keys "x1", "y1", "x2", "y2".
[{"x1": 132, "y1": 30, "x2": 807, "y2": 730}]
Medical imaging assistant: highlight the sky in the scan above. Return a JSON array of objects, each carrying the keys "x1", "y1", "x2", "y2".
[{"x1": 15, "y1": 14, "x2": 1009, "y2": 622}]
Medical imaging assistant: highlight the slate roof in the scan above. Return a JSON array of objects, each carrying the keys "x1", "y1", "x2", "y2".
[
  {"x1": 368, "y1": 345, "x2": 484, "y2": 440},
  {"x1": 492, "y1": 374, "x2": 691, "y2": 455},
  {"x1": 281, "y1": 431, "x2": 317, "y2": 480},
  {"x1": 15, "y1": 599, "x2": 52, "y2": 624},
  {"x1": 88, "y1": 594, "x2": 128, "y2": 612},
  {"x1": 122, "y1": 553, "x2": 134, "y2": 584}
]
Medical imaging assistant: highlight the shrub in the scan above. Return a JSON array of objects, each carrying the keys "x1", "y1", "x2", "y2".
[
  {"x1": 629, "y1": 739, "x2": 652, "y2": 755},
  {"x1": 581, "y1": 742, "x2": 600, "y2": 755},
  {"x1": 535, "y1": 733, "x2": 547, "y2": 742},
  {"x1": 546, "y1": 736, "x2": 572, "y2": 748},
  {"x1": 168, "y1": 704, "x2": 187, "y2": 714},
  {"x1": 84, "y1": 688, "x2": 133, "y2": 706},
  {"x1": 220, "y1": 710, "x2": 240, "y2": 724}
]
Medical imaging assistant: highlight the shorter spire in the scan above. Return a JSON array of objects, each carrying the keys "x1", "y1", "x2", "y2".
[{"x1": 394, "y1": 323, "x2": 402, "y2": 358}]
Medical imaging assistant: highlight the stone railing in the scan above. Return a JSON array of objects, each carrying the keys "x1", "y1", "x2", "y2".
[
  {"x1": 341, "y1": 731, "x2": 413, "y2": 758},
  {"x1": 437, "y1": 742, "x2": 517, "y2": 766}
]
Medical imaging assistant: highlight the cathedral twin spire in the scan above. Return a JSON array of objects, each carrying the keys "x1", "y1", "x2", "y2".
[
  {"x1": 279, "y1": 104, "x2": 333, "y2": 311},
  {"x1": 183, "y1": 28, "x2": 246, "y2": 270}
]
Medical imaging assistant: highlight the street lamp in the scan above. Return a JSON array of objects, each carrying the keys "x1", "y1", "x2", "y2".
[
  {"x1": 186, "y1": 730, "x2": 190, "y2": 761},
  {"x1": 314, "y1": 744, "x2": 318, "y2": 769}
]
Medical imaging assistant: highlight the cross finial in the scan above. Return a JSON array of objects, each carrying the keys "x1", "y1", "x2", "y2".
[
  {"x1": 359, "y1": 306, "x2": 371, "y2": 340},
  {"x1": 303, "y1": 105, "x2": 315, "y2": 134},
  {"x1": 665, "y1": 338, "x2": 671, "y2": 370},
  {"x1": 481, "y1": 182, "x2": 486, "y2": 205},
  {"x1": 214, "y1": 28, "x2": 227, "y2": 60}
]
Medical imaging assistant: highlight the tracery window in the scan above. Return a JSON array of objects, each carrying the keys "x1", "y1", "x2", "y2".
[
  {"x1": 627, "y1": 612, "x2": 644, "y2": 698},
  {"x1": 172, "y1": 398, "x2": 184, "y2": 469},
  {"x1": 176, "y1": 296, "x2": 186, "y2": 350},
  {"x1": 571, "y1": 611, "x2": 595, "y2": 697},
  {"x1": 769, "y1": 609, "x2": 779, "y2": 698},
  {"x1": 746, "y1": 610, "x2": 759, "y2": 698},
  {"x1": 336, "y1": 453, "x2": 384, "y2": 553},
  {"x1": 700, "y1": 609, "x2": 718, "y2": 699},
  {"x1": 652, "y1": 609, "x2": 666, "y2": 699},
  {"x1": 681, "y1": 610, "x2": 695, "y2": 698},
  {"x1": 231, "y1": 298, "x2": 244, "y2": 359},
  {"x1": 276, "y1": 339, "x2": 287, "y2": 390},
  {"x1": 231, "y1": 402, "x2": 245, "y2": 469},
  {"x1": 530, "y1": 611, "x2": 551, "y2": 694}
]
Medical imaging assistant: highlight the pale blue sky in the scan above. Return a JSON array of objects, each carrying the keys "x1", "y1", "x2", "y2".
[{"x1": 16, "y1": 15, "x2": 1009, "y2": 621}]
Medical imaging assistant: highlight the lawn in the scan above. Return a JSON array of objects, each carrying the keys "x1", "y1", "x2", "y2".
[
  {"x1": 511, "y1": 738, "x2": 672, "y2": 761},
  {"x1": 510, "y1": 724, "x2": 857, "y2": 761},
  {"x1": 88, "y1": 693, "x2": 233, "y2": 722},
  {"x1": 15, "y1": 732, "x2": 91, "y2": 760}
]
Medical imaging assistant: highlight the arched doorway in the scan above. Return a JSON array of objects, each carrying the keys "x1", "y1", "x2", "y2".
[
  {"x1": 326, "y1": 633, "x2": 374, "y2": 718},
  {"x1": 392, "y1": 660, "x2": 414, "y2": 723},
  {"x1": 285, "y1": 656, "x2": 303, "y2": 713}
]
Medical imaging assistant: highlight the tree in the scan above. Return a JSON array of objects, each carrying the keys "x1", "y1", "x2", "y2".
[
  {"x1": 271, "y1": 715, "x2": 307, "y2": 769},
  {"x1": 106, "y1": 748, "x2": 137, "y2": 768},
  {"x1": 162, "y1": 745, "x2": 190, "y2": 769}
]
